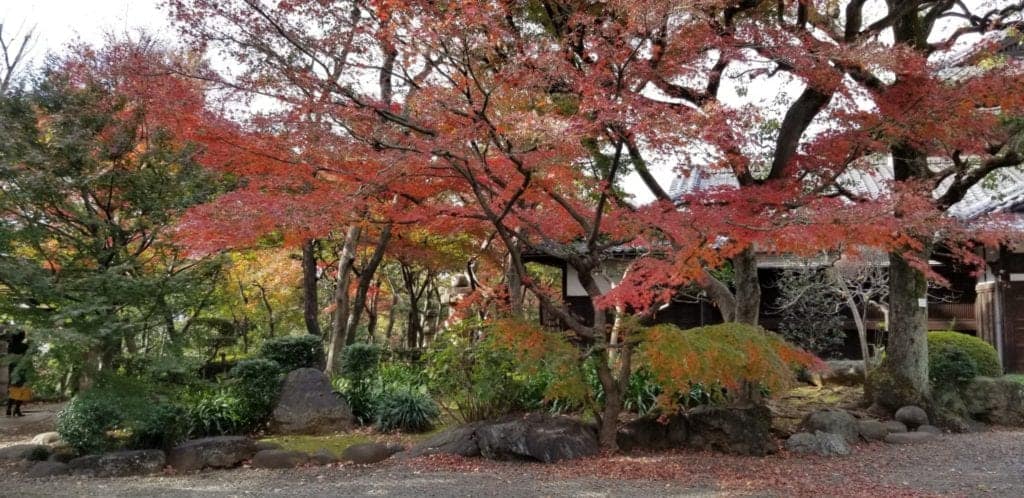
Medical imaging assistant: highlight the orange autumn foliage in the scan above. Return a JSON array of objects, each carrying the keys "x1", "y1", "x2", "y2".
[{"x1": 640, "y1": 323, "x2": 825, "y2": 409}]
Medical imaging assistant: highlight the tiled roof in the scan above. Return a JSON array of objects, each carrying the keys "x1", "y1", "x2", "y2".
[{"x1": 669, "y1": 156, "x2": 1024, "y2": 220}]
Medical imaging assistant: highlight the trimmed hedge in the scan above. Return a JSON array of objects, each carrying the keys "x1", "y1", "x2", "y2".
[
  {"x1": 928, "y1": 331, "x2": 1001, "y2": 379},
  {"x1": 259, "y1": 334, "x2": 324, "y2": 372}
]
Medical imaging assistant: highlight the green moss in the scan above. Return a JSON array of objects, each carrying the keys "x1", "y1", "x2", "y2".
[
  {"x1": 259, "y1": 434, "x2": 378, "y2": 455},
  {"x1": 928, "y1": 332, "x2": 1002, "y2": 378},
  {"x1": 1006, "y1": 374, "x2": 1024, "y2": 386},
  {"x1": 260, "y1": 427, "x2": 444, "y2": 455}
]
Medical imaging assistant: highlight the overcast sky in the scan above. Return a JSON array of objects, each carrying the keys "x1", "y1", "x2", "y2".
[{"x1": 4, "y1": 1, "x2": 167, "y2": 57}]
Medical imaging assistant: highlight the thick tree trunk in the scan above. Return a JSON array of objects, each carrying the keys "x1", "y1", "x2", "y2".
[
  {"x1": 868, "y1": 140, "x2": 932, "y2": 410},
  {"x1": 325, "y1": 225, "x2": 361, "y2": 376},
  {"x1": 345, "y1": 224, "x2": 392, "y2": 345},
  {"x1": 733, "y1": 247, "x2": 761, "y2": 325},
  {"x1": 869, "y1": 251, "x2": 930, "y2": 410},
  {"x1": 301, "y1": 239, "x2": 321, "y2": 337}
]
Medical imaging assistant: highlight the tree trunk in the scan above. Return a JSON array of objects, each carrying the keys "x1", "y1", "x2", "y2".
[
  {"x1": 595, "y1": 353, "x2": 623, "y2": 449},
  {"x1": 345, "y1": 224, "x2": 391, "y2": 345},
  {"x1": 325, "y1": 225, "x2": 361, "y2": 376},
  {"x1": 506, "y1": 250, "x2": 524, "y2": 318},
  {"x1": 406, "y1": 306, "x2": 422, "y2": 349},
  {"x1": 385, "y1": 291, "x2": 398, "y2": 343},
  {"x1": 869, "y1": 251, "x2": 930, "y2": 410},
  {"x1": 301, "y1": 239, "x2": 321, "y2": 337},
  {"x1": 733, "y1": 247, "x2": 761, "y2": 325},
  {"x1": 366, "y1": 278, "x2": 380, "y2": 342},
  {"x1": 831, "y1": 267, "x2": 871, "y2": 380},
  {"x1": 577, "y1": 263, "x2": 623, "y2": 450}
]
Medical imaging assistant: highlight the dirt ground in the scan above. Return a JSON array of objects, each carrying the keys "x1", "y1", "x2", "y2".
[
  {"x1": 3, "y1": 396, "x2": 1024, "y2": 497},
  {"x1": 0, "y1": 401, "x2": 62, "y2": 445}
]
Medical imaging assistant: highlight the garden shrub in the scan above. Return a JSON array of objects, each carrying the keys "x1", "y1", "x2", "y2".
[
  {"x1": 337, "y1": 343, "x2": 384, "y2": 424},
  {"x1": 425, "y1": 323, "x2": 551, "y2": 423},
  {"x1": 928, "y1": 331, "x2": 1001, "y2": 378},
  {"x1": 340, "y1": 343, "x2": 383, "y2": 381},
  {"x1": 929, "y1": 347, "x2": 978, "y2": 388},
  {"x1": 375, "y1": 388, "x2": 440, "y2": 433},
  {"x1": 378, "y1": 361, "x2": 427, "y2": 391},
  {"x1": 639, "y1": 323, "x2": 821, "y2": 410},
  {"x1": 57, "y1": 375, "x2": 184, "y2": 454},
  {"x1": 229, "y1": 358, "x2": 283, "y2": 432},
  {"x1": 128, "y1": 403, "x2": 187, "y2": 450},
  {"x1": 177, "y1": 359, "x2": 283, "y2": 437},
  {"x1": 259, "y1": 334, "x2": 324, "y2": 372},
  {"x1": 182, "y1": 386, "x2": 245, "y2": 437}
]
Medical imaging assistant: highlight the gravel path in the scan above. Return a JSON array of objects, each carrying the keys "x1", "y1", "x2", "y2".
[
  {"x1": 3, "y1": 429, "x2": 1024, "y2": 497},
  {"x1": 1, "y1": 467, "x2": 718, "y2": 497}
]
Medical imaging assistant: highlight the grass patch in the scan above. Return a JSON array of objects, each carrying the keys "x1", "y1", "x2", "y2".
[
  {"x1": 259, "y1": 426, "x2": 446, "y2": 455},
  {"x1": 1005, "y1": 374, "x2": 1024, "y2": 386}
]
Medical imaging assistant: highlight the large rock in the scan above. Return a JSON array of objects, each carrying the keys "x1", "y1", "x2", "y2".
[
  {"x1": 856, "y1": 419, "x2": 890, "y2": 441},
  {"x1": 785, "y1": 431, "x2": 850, "y2": 456},
  {"x1": 310, "y1": 449, "x2": 338, "y2": 466},
  {"x1": 884, "y1": 431, "x2": 936, "y2": 445},
  {"x1": 961, "y1": 377, "x2": 1024, "y2": 426},
  {"x1": 882, "y1": 420, "x2": 908, "y2": 434},
  {"x1": 342, "y1": 443, "x2": 404, "y2": 464},
  {"x1": 894, "y1": 406, "x2": 929, "y2": 429},
  {"x1": 686, "y1": 404, "x2": 776, "y2": 456},
  {"x1": 26, "y1": 461, "x2": 70, "y2": 478},
  {"x1": 167, "y1": 436, "x2": 258, "y2": 472},
  {"x1": 251, "y1": 449, "x2": 308, "y2": 469},
  {"x1": 31, "y1": 432, "x2": 63, "y2": 446},
  {"x1": 818, "y1": 360, "x2": 868, "y2": 386},
  {"x1": 0, "y1": 444, "x2": 50, "y2": 461},
  {"x1": 617, "y1": 414, "x2": 688, "y2": 452},
  {"x1": 68, "y1": 450, "x2": 165, "y2": 477},
  {"x1": 270, "y1": 368, "x2": 354, "y2": 435},
  {"x1": 475, "y1": 413, "x2": 598, "y2": 463},
  {"x1": 801, "y1": 409, "x2": 859, "y2": 443},
  {"x1": 403, "y1": 423, "x2": 483, "y2": 459}
]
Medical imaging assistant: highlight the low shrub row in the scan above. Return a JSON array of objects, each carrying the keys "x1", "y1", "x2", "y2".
[{"x1": 57, "y1": 333, "x2": 324, "y2": 455}]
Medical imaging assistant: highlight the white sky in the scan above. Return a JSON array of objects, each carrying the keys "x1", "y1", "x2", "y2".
[{"x1": 3, "y1": 1, "x2": 167, "y2": 57}]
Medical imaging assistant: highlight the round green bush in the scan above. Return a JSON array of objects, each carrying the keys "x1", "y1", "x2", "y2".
[
  {"x1": 928, "y1": 331, "x2": 1001, "y2": 378},
  {"x1": 929, "y1": 347, "x2": 978, "y2": 387},
  {"x1": 259, "y1": 334, "x2": 324, "y2": 372},
  {"x1": 375, "y1": 388, "x2": 440, "y2": 433}
]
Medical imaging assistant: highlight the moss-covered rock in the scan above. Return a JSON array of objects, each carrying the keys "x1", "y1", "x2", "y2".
[{"x1": 961, "y1": 376, "x2": 1024, "y2": 426}]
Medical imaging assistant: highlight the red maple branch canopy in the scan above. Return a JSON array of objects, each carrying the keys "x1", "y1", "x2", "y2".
[{"x1": 157, "y1": 0, "x2": 1024, "y2": 441}]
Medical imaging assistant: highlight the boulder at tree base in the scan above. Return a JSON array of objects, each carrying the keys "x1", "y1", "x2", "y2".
[{"x1": 270, "y1": 368, "x2": 354, "y2": 435}]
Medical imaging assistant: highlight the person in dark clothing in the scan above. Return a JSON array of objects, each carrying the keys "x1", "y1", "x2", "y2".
[{"x1": 5, "y1": 330, "x2": 29, "y2": 417}]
